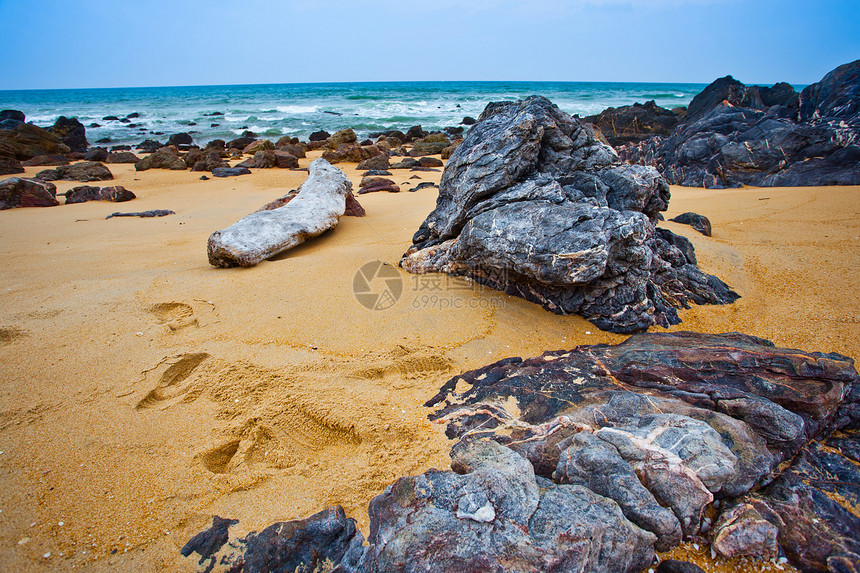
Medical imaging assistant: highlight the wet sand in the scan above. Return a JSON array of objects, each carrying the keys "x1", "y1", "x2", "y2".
[{"x1": 0, "y1": 151, "x2": 856, "y2": 571}]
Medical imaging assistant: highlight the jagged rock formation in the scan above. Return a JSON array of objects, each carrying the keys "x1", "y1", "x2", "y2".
[
  {"x1": 620, "y1": 59, "x2": 860, "y2": 188},
  {"x1": 400, "y1": 96, "x2": 737, "y2": 333},
  {"x1": 181, "y1": 332, "x2": 860, "y2": 573},
  {"x1": 207, "y1": 158, "x2": 353, "y2": 267},
  {"x1": 584, "y1": 100, "x2": 686, "y2": 147}
]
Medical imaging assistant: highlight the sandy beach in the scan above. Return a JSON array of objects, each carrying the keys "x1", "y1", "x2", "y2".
[{"x1": 0, "y1": 151, "x2": 857, "y2": 571}]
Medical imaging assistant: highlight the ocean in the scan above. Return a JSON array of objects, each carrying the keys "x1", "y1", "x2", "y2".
[{"x1": 0, "y1": 81, "x2": 706, "y2": 147}]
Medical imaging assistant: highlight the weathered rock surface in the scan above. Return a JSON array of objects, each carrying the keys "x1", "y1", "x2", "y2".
[
  {"x1": 135, "y1": 147, "x2": 187, "y2": 171},
  {"x1": 0, "y1": 141, "x2": 23, "y2": 175},
  {"x1": 36, "y1": 161, "x2": 113, "y2": 182},
  {"x1": 620, "y1": 59, "x2": 860, "y2": 188},
  {"x1": 21, "y1": 154, "x2": 69, "y2": 166},
  {"x1": 207, "y1": 158, "x2": 352, "y2": 267},
  {"x1": 585, "y1": 100, "x2": 685, "y2": 147},
  {"x1": 105, "y1": 151, "x2": 139, "y2": 164},
  {"x1": 400, "y1": 96, "x2": 738, "y2": 333},
  {"x1": 0, "y1": 177, "x2": 59, "y2": 209},
  {"x1": 670, "y1": 212, "x2": 712, "y2": 236},
  {"x1": 47, "y1": 116, "x2": 88, "y2": 152},
  {"x1": 426, "y1": 331, "x2": 859, "y2": 572},
  {"x1": 358, "y1": 177, "x2": 399, "y2": 194},
  {"x1": 211, "y1": 166, "x2": 251, "y2": 178},
  {"x1": 0, "y1": 122, "x2": 71, "y2": 160},
  {"x1": 356, "y1": 153, "x2": 389, "y2": 171},
  {"x1": 64, "y1": 185, "x2": 135, "y2": 204}
]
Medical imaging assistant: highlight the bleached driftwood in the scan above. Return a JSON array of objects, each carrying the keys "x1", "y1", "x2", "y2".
[{"x1": 207, "y1": 158, "x2": 352, "y2": 267}]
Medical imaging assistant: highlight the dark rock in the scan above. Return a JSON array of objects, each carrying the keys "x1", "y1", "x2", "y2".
[
  {"x1": 308, "y1": 130, "x2": 330, "y2": 142},
  {"x1": 441, "y1": 141, "x2": 462, "y2": 159},
  {"x1": 621, "y1": 60, "x2": 860, "y2": 188},
  {"x1": 359, "y1": 177, "x2": 399, "y2": 194},
  {"x1": 102, "y1": 116, "x2": 120, "y2": 121},
  {"x1": 119, "y1": 118, "x2": 131, "y2": 124},
  {"x1": 106, "y1": 209, "x2": 174, "y2": 219},
  {"x1": 167, "y1": 132, "x2": 193, "y2": 146},
  {"x1": 95, "y1": 137, "x2": 112, "y2": 144},
  {"x1": 242, "y1": 139, "x2": 274, "y2": 155},
  {"x1": 418, "y1": 156, "x2": 443, "y2": 167},
  {"x1": 409, "y1": 166, "x2": 440, "y2": 172},
  {"x1": 126, "y1": 112, "x2": 139, "y2": 119},
  {"x1": 205, "y1": 139, "x2": 226, "y2": 150},
  {"x1": 409, "y1": 134, "x2": 450, "y2": 156},
  {"x1": 0, "y1": 177, "x2": 59, "y2": 209},
  {"x1": 65, "y1": 185, "x2": 135, "y2": 204},
  {"x1": 109, "y1": 145, "x2": 131, "y2": 152},
  {"x1": 390, "y1": 157, "x2": 419, "y2": 169},
  {"x1": 357, "y1": 153, "x2": 389, "y2": 171},
  {"x1": 200, "y1": 175, "x2": 209, "y2": 180},
  {"x1": 273, "y1": 151, "x2": 299, "y2": 169},
  {"x1": 656, "y1": 560, "x2": 706, "y2": 573},
  {"x1": 427, "y1": 331, "x2": 860, "y2": 571},
  {"x1": 203, "y1": 111, "x2": 224, "y2": 117},
  {"x1": 135, "y1": 147, "x2": 187, "y2": 171},
  {"x1": 584, "y1": 100, "x2": 684, "y2": 147},
  {"x1": 400, "y1": 96, "x2": 738, "y2": 333},
  {"x1": 444, "y1": 126, "x2": 464, "y2": 138},
  {"x1": 188, "y1": 149, "x2": 229, "y2": 172},
  {"x1": 180, "y1": 515, "x2": 237, "y2": 572},
  {"x1": 322, "y1": 143, "x2": 381, "y2": 164},
  {"x1": 413, "y1": 182, "x2": 437, "y2": 191},
  {"x1": 136, "y1": 140, "x2": 162, "y2": 152},
  {"x1": 325, "y1": 129, "x2": 357, "y2": 149},
  {"x1": 84, "y1": 147, "x2": 109, "y2": 162},
  {"x1": 105, "y1": 151, "x2": 139, "y2": 164},
  {"x1": 344, "y1": 192, "x2": 366, "y2": 216},
  {"x1": 37, "y1": 161, "x2": 113, "y2": 182},
  {"x1": 461, "y1": 116, "x2": 477, "y2": 125},
  {"x1": 669, "y1": 212, "x2": 712, "y2": 236},
  {"x1": 799, "y1": 59, "x2": 860, "y2": 122},
  {"x1": 405, "y1": 125, "x2": 426, "y2": 141},
  {"x1": 0, "y1": 123, "x2": 70, "y2": 160},
  {"x1": 0, "y1": 110, "x2": 25, "y2": 123},
  {"x1": 88, "y1": 123, "x2": 101, "y2": 129},
  {"x1": 0, "y1": 141, "x2": 24, "y2": 175},
  {"x1": 363, "y1": 170, "x2": 391, "y2": 177},
  {"x1": 21, "y1": 154, "x2": 69, "y2": 167},
  {"x1": 227, "y1": 137, "x2": 254, "y2": 150},
  {"x1": 211, "y1": 166, "x2": 252, "y2": 178},
  {"x1": 48, "y1": 116, "x2": 88, "y2": 152},
  {"x1": 276, "y1": 142, "x2": 306, "y2": 159}
]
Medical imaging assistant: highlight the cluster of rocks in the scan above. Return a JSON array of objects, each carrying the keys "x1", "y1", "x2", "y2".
[
  {"x1": 400, "y1": 95, "x2": 738, "y2": 333},
  {"x1": 598, "y1": 59, "x2": 860, "y2": 187},
  {"x1": 182, "y1": 331, "x2": 860, "y2": 573},
  {"x1": 0, "y1": 177, "x2": 135, "y2": 209}
]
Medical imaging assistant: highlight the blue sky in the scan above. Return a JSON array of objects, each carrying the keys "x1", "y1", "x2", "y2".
[{"x1": 0, "y1": 0, "x2": 857, "y2": 89}]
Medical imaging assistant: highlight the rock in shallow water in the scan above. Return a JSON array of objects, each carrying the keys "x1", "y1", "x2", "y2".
[
  {"x1": 400, "y1": 95, "x2": 738, "y2": 333},
  {"x1": 207, "y1": 158, "x2": 352, "y2": 267}
]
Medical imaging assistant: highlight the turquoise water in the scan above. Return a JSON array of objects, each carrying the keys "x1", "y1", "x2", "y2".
[{"x1": 0, "y1": 81, "x2": 706, "y2": 146}]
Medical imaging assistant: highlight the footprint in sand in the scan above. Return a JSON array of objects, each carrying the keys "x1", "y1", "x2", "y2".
[
  {"x1": 149, "y1": 302, "x2": 198, "y2": 332},
  {"x1": 136, "y1": 353, "x2": 209, "y2": 409}
]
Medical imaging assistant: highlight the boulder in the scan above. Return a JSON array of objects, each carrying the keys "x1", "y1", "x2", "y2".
[
  {"x1": 400, "y1": 96, "x2": 738, "y2": 333},
  {"x1": 167, "y1": 132, "x2": 193, "y2": 146},
  {"x1": 357, "y1": 153, "x2": 389, "y2": 171},
  {"x1": 409, "y1": 134, "x2": 451, "y2": 156},
  {"x1": 277, "y1": 142, "x2": 306, "y2": 158},
  {"x1": 584, "y1": 100, "x2": 684, "y2": 147},
  {"x1": 461, "y1": 116, "x2": 477, "y2": 125},
  {"x1": 418, "y1": 156, "x2": 443, "y2": 167},
  {"x1": 0, "y1": 123, "x2": 70, "y2": 160},
  {"x1": 669, "y1": 212, "x2": 712, "y2": 236},
  {"x1": 358, "y1": 177, "x2": 399, "y2": 194},
  {"x1": 36, "y1": 161, "x2": 113, "y2": 182},
  {"x1": 242, "y1": 139, "x2": 274, "y2": 155},
  {"x1": 0, "y1": 177, "x2": 59, "y2": 209},
  {"x1": 227, "y1": 137, "x2": 254, "y2": 150},
  {"x1": 21, "y1": 154, "x2": 69, "y2": 167},
  {"x1": 189, "y1": 150, "x2": 230, "y2": 172},
  {"x1": 252, "y1": 149, "x2": 278, "y2": 168},
  {"x1": 84, "y1": 147, "x2": 109, "y2": 162},
  {"x1": 105, "y1": 151, "x2": 139, "y2": 164},
  {"x1": 136, "y1": 139, "x2": 163, "y2": 153},
  {"x1": 308, "y1": 130, "x2": 331, "y2": 142},
  {"x1": 207, "y1": 158, "x2": 352, "y2": 267},
  {"x1": 47, "y1": 116, "x2": 88, "y2": 152},
  {"x1": 405, "y1": 125, "x2": 426, "y2": 141},
  {"x1": 0, "y1": 141, "x2": 23, "y2": 175},
  {"x1": 64, "y1": 185, "x2": 135, "y2": 204},
  {"x1": 390, "y1": 157, "x2": 419, "y2": 169},
  {"x1": 620, "y1": 59, "x2": 860, "y2": 188},
  {"x1": 325, "y1": 129, "x2": 357, "y2": 149},
  {"x1": 135, "y1": 147, "x2": 187, "y2": 171},
  {"x1": 273, "y1": 150, "x2": 299, "y2": 169},
  {"x1": 0, "y1": 110, "x2": 25, "y2": 123},
  {"x1": 441, "y1": 141, "x2": 462, "y2": 159},
  {"x1": 426, "y1": 331, "x2": 860, "y2": 572},
  {"x1": 322, "y1": 143, "x2": 380, "y2": 164}
]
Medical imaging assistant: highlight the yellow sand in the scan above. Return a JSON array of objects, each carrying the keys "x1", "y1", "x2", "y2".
[{"x1": 0, "y1": 151, "x2": 856, "y2": 572}]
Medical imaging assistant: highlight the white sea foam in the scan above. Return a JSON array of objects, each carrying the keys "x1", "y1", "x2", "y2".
[{"x1": 275, "y1": 105, "x2": 319, "y2": 114}]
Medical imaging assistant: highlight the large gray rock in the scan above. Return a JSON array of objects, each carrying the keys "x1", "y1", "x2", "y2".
[
  {"x1": 620, "y1": 59, "x2": 860, "y2": 188},
  {"x1": 207, "y1": 158, "x2": 352, "y2": 267},
  {"x1": 401, "y1": 96, "x2": 738, "y2": 333}
]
